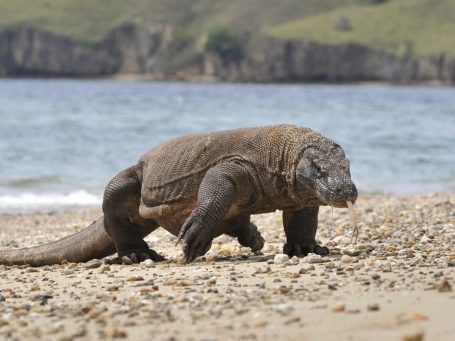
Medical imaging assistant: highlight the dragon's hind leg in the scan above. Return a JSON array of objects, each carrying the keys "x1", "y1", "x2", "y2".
[
  {"x1": 103, "y1": 165, "x2": 165, "y2": 263},
  {"x1": 224, "y1": 214, "x2": 264, "y2": 252}
]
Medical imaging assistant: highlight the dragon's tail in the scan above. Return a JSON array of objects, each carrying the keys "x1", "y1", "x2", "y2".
[{"x1": 0, "y1": 216, "x2": 116, "y2": 267}]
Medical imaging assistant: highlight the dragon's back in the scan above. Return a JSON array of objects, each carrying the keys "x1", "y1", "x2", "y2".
[{"x1": 139, "y1": 124, "x2": 309, "y2": 205}]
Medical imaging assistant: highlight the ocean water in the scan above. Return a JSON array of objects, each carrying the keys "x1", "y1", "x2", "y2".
[{"x1": 0, "y1": 79, "x2": 454, "y2": 211}]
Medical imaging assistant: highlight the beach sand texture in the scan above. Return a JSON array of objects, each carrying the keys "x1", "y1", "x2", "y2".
[{"x1": 0, "y1": 193, "x2": 454, "y2": 340}]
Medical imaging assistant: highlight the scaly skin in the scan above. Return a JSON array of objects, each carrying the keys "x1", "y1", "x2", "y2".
[{"x1": 0, "y1": 124, "x2": 357, "y2": 266}]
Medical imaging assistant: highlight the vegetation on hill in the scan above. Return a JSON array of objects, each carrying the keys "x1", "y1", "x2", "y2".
[
  {"x1": 0, "y1": 0, "x2": 358, "y2": 43},
  {"x1": 267, "y1": 0, "x2": 455, "y2": 57},
  {"x1": 1, "y1": 0, "x2": 453, "y2": 57},
  {"x1": 0, "y1": 0, "x2": 454, "y2": 82}
]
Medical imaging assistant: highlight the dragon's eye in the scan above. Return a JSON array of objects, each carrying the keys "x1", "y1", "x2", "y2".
[{"x1": 313, "y1": 160, "x2": 325, "y2": 174}]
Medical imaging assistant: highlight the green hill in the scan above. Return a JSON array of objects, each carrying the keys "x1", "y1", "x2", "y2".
[
  {"x1": 0, "y1": 0, "x2": 454, "y2": 82},
  {"x1": 267, "y1": 0, "x2": 455, "y2": 57},
  {"x1": 1, "y1": 0, "x2": 453, "y2": 57},
  {"x1": 0, "y1": 0, "x2": 357, "y2": 43}
]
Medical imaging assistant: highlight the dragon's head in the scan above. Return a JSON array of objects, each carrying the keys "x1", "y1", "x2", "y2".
[{"x1": 294, "y1": 142, "x2": 358, "y2": 208}]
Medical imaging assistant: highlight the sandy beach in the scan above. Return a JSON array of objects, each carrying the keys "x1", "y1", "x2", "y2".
[{"x1": 0, "y1": 193, "x2": 454, "y2": 340}]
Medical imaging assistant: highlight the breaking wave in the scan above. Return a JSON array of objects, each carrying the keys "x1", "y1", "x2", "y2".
[{"x1": 0, "y1": 190, "x2": 101, "y2": 212}]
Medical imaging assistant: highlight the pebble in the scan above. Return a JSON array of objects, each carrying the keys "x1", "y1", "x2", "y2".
[
  {"x1": 273, "y1": 254, "x2": 289, "y2": 265},
  {"x1": 121, "y1": 256, "x2": 133, "y2": 265},
  {"x1": 25, "y1": 268, "x2": 39, "y2": 273},
  {"x1": 127, "y1": 275, "x2": 144, "y2": 282},
  {"x1": 82, "y1": 259, "x2": 102, "y2": 269},
  {"x1": 300, "y1": 264, "x2": 315, "y2": 272},
  {"x1": 141, "y1": 259, "x2": 155, "y2": 268},
  {"x1": 102, "y1": 328, "x2": 128, "y2": 338},
  {"x1": 332, "y1": 235, "x2": 351, "y2": 245},
  {"x1": 289, "y1": 256, "x2": 300, "y2": 265},
  {"x1": 411, "y1": 313, "x2": 429, "y2": 321},
  {"x1": 342, "y1": 248, "x2": 361, "y2": 256},
  {"x1": 332, "y1": 302, "x2": 345, "y2": 313},
  {"x1": 306, "y1": 254, "x2": 323, "y2": 264},
  {"x1": 98, "y1": 265, "x2": 111, "y2": 273},
  {"x1": 340, "y1": 255, "x2": 355, "y2": 263},
  {"x1": 448, "y1": 259, "x2": 455, "y2": 267},
  {"x1": 402, "y1": 332, "x2": 425, "y2": 341},
  {"x1": 367, "y1": 303, "x2": 380, "y2": 311},
  {"x1": 437, "y1": 279, "x2": 452, "y2": 293}
]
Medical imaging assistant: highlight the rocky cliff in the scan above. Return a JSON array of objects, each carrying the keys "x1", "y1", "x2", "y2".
[{"x1": 0, "y1": 24, "x2": 454, "y2": 83}]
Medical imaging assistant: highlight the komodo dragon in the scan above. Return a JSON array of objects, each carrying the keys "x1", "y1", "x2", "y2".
[{"x1": 0, "y1": 124, "x2": 358, "y2": 266}]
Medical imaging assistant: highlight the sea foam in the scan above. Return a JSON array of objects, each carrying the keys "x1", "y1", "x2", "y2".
[{"x1": 0, "y1": 190, "x2": 101, "y2": 212}]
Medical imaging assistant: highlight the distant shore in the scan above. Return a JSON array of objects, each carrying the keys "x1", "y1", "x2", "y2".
[
  {"x1": 1, "y1": 25, "x2": 454, "y2": 85},
  {"x1": 0, "y1": 193, "x2": 454, "y2": 340}
]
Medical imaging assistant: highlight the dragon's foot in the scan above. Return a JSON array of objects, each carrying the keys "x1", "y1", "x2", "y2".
[
  {"x1": 283, "y1": 241, "x2": 329, "y2": 258},
  {"x1": 178, "y1": 210, "x2": 215, "y2": 263},
  {"x1": 117, "y1": 246, "x2": 165, "y2": 264},
  {"x1": 237, "y1": 223, "x2": 265, "y2": 252}
]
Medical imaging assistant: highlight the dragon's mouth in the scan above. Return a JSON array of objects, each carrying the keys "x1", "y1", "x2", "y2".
[{"x1": 313, "y1": 182, "x2": 357, "y2": 208}]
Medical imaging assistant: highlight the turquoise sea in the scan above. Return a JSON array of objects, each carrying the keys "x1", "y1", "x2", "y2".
[{"x1": 0, "y1": 80, "x2": 454, "y2": 211}]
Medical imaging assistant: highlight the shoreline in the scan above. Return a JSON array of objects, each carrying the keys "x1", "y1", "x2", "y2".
[
  {"x1": 1, "y1": 75, "x2": 454, "y2": 88},
  {"x1": 0, "y1": 193, "x2": 454, "y2": 340},
  {"x1": 0, "y1": 191, "x2": 453, "y2": 215}
]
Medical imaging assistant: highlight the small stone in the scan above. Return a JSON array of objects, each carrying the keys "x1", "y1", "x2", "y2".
[
  {"x1": 275, "y1": 303, "x2": 294, "y2": 315},
  {"x1": 306, "y1": 254, "x2": 323, "y2": 264},
  {"x1": 301, "y1": 264, "x2": 315, "y2": 272},
  {"x1": 367, "y1": 303, "x2": 380, "y2": 311},
  {"x1": 438, "y1": 279, "x2": 452, "y2": 292},
  {"x1": 289, "y1": 256, "x2": 300, "y2": 265},
  {"x1": 325, "y1": 262, "x2": 335, "y2": 269},
  {"x1": 402, "y1": 331, "x2": 425, "y2": 341},
  {"x1": 82, "y1": 260, "x2": 101, "y2": 269},
  {"x1": 175, "y1": 279, "x2": 195, "y2": 287},
  {"x1": 279, "y1": 286, "x2": 291, "y2": 294},
  {"x1": 448, "y1": 259, "x2": 455, "y2": 267},
  {"x1": 341, "y1": 255, "x2": 355, "y2": 263},
  {"x1": 380, "y1": 262, "x2": 393, "y2": 272},
  {"x1": 25, "y1": 268, "x2": 39, "y2": 273},
  {"x1": 72, "y1": 324, "x2": 87, "y2": 338},
  {"x1": 411, "y1": 313, "x2": 429, "y2": 321},
  {"x1": 274, "y1": 254, "x2": 289, "y2": 265},
  {"x1": 98, "y1": 265, "x2": 111, "y2": 274},
  {"x1": 141, "y1": 259, "x2": 155, "y2": 268},
  {"x1": 103, "y1": 328, "x2": 127, "y2": 338},
  {"x1": 127, "y1": 275, "x2": 144, "y2": 282},
  {"x1": 30, "y1": 283, "x2": 40, "y2": 291},
  {"x1": 332, "y1": 235, "x2": 351, "y2": 245},
  {"x1": 343, "y1": 248, "x2": 361, "y2": 256},
  {"x1": 332, "y1": 302, "x2": 345, "y2": 312},
  {"x1": 163, "y1": 278, "x2": 177, "y2": 286},
  {"x1": 121, "y1": 256, "x2": 133, "y2": 265},
  {"x1": 0, "y1": 294, "x2": 5, "y2": 302}
]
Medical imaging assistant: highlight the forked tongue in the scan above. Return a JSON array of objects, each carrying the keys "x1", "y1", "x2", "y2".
[{"x1": 346, "y1": 201, "x2": 359, "y2": 245}]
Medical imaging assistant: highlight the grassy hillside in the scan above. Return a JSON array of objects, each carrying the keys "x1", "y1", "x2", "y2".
[
  {"x1": 267, "y1": 0, "x2": 455, "y2": 56},
  {"x1": 0, "y1": 0, "x2": 357, "y2": 42},
  {"x1": 0, "y1": 0, "x2": 453, "y2": 57}
]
